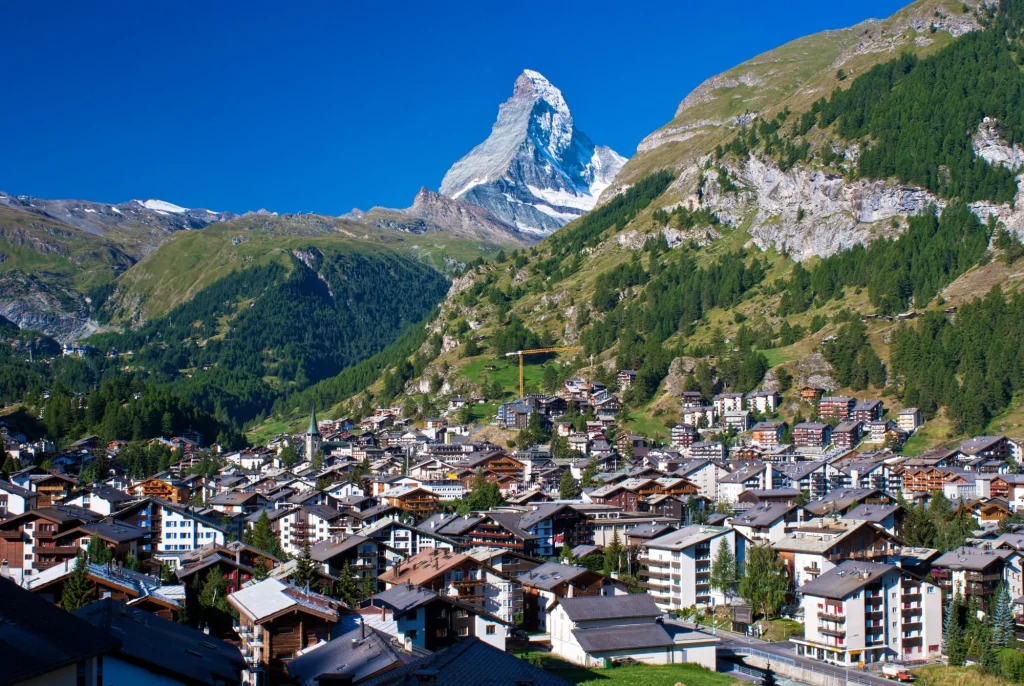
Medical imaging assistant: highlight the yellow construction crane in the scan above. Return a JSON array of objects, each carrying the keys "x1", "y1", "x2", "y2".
[{"x1": 504, "y1": 346, "x2": 584, "y2": 398}]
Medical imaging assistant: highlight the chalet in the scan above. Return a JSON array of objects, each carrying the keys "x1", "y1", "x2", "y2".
[
  {"x1": 751, "y1": 421, "x2": 786, "y2": 447},
  {"x1": 133, "y1": 477, "x2": 189, "y2": 504},
  {"x1": 377, "y1": 547, "x2": 521, "y2": 624},
  {"x1": 818, "y1": 396, "x2": 855, "y2": 420},
  {"x1": 175, "y1": 541, "x2": 280, "y2": 597},
  {"x1": 27, "y1": 472, "x2": 78, "y2": 506},
  {"x1": 832, "y1": 421, "x2": 862, "y2": 450},
  {"x1": 28, "y1": 558, "x2": 183, "y2": 621},
  {"x1": 519, "y1": 561, "x2": 613, "y2": 631},
  {"x1": 549, "y1": 594, "x2": 718, "y2": 669},
  {"x1": 792, "y1": 422, "x2": 831, "y2": 450},
  {"x1": 0, "y1": 505, "x2": 102, "y2": 582},
  {"x1": 960, "y1": 435, "x2": 1015, "y2": 462},
  {"x1": 64, "y1": 483, "x2": 136, "y2": 516},
  {"x1": 670, "y1": 424, "x2": 698, "y2": 449},
  {"x1": 931, "y1": 544, "x2": 1015, "y2": 611},
  {"x1": 772, "y1": 518, "x2": 902, "y2": 590},
  {"x1": 800, "y1": 386, "x2": 825, "y2": 402},
  {"x1": 518, "y1": 503, "x2": 594, "y2": 558},
  {"x1": 689, "y1": 441, "x2": 727, "y2": 461},
  {"x1": 730, "y1": 502, "x2": 801, "y2": 543},
  {"x1": 380, "y1": 485, "x2": 441, "y2": 519},
  {"x1": 680, "y1": 391, "x2": 703, "y2": 408},
  {"x1": 310, "y1": 534, "x2": 379, "y2": 581},
  {"x1": 229, "y1": 579, "x2": 342, "y2": 684},
  {"x1": 852, "y1": 400, "x2": 884, "y2": 423},
  {"x1": 497, "y1": 401, "x2": 532, "y2": 429}
]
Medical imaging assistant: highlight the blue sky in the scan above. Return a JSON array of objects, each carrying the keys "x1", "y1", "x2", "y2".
[{"x1": 0, "y1": 0, "x2": 909, "y2": 215}]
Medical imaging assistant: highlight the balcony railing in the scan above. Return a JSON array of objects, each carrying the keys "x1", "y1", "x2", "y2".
[
  {"x1": 819, "y1": 612, "x2": 845, "y2": 622},
  {"x1": 819, "y1": 627, "x2": 846, "y2": 638}
]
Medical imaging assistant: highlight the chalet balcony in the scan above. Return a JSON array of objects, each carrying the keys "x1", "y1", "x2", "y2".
[
  {"x1": 902, "y1": 591, "x2": 921, "y2": 601},
  {"x1": 818, "y1": 612, "x2": 845, "y2": 622},
  {"x1": 645, "y1": 569, "x2": 670, "y2": 580},
  {"x1": 31, "y1": 530, "x2": 56, "y2": 540},
  {"x1": 804, "y1": 566, "x2": 821, "y2": 574},
  {"x1": 903, "y1": 620, "x2": 922, "y2": 631},
  {"x1": 965, "y1": 571, "x2": 1002, "y2": 583},
  {"x1": 451, "y1": 578, "x2": 482, "y2": 588},
  {"x1": 0, "y1": 530, "x2": 22, "y2": 540}
]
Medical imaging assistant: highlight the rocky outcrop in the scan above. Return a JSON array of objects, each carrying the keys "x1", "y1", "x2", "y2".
[{"x1": 0, "y1": 271, "x2": 97, "y2": 344}]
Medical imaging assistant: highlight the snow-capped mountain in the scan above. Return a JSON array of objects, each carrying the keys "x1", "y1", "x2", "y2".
[{"x1": 440, "y1": 69, "x2": 627, "y2": 235}]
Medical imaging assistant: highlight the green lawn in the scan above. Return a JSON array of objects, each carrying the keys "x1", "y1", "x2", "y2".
[
  {"x1": 518, "y1": 652, "x2": 739, "y2": 686},
  {"x1": 624, "y1": 409, "x2": 672, "y2": 441},
  {"x1": 458, "y1": 356, "x2": 550, "y2": 398},
  {"x1": 759, "y1": 347, "x2": 795, "y2": 367}
]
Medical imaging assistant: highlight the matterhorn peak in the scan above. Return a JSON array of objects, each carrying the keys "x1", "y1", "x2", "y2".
[{"x1": 439, "y1": 70, "x2": 627, "y2": 235}]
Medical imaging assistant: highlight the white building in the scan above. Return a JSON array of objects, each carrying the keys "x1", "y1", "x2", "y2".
[
  {"x1": 156, "y1": 501, "x2": 227, "y2": 553},
  {"x1": 549, "y1": 594, "x2": 719, "y2": 669},
  {"x1": 642, "y1": 525, "x2": 737, "y2": 610},
  {"x1": 793, "y1": 560, "x2": 942, "y2": 665}
]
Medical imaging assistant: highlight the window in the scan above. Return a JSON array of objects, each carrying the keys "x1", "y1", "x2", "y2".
[
  {"x1": 406, "y1": 629, "x2": 417, "y2": 640},
  {"x1": 458, "y1": 627, "x2": 469, "y2": 637},
  {"x1": 24, "y1": 554, "x2": 32, "y2": 560},
  {"x1": 927, "y1": 587, "x2": 935, "y2": 594},
  {"x1": 486, "y1": 625, "x2": 496, "y2": 635}
]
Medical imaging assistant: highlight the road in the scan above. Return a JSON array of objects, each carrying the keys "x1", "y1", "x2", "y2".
[{"x1": 666, "y1": 618, "x2": 899, "y2": 686}]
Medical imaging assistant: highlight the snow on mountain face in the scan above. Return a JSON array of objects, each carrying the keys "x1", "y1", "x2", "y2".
[
  {"x1": 136, "y1": 199, "x2": 188, "y2": 214},
  {"x1": 440, "y1": 70, "x2": 627, "y2": 235}
]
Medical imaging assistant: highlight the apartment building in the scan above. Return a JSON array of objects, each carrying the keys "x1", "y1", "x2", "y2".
[
  {"x1": 772, "y1": 519, "x2": 901, "y2": 591},
  {"x1": 641, "y1": 525, "x2": 737, "y2": 611},
  {"x1": 793, "y1": 560, "x2": 942, "y2": 665},
  {"x1": 819, "y1": 396, "x2": 855, "y2": 420}
]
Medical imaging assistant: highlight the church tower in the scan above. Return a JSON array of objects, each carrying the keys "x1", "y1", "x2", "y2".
[{"x1": 305, "y1": 405, "x2": 321, "y2": 460}]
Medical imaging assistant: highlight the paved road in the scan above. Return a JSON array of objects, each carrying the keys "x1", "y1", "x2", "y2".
[{"x1": 665, "y1": 618, "x2": 897, "y2": 686}]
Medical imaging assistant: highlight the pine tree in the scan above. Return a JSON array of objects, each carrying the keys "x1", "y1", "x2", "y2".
[
  {"x1": 965, "y1": 594, "x2": 983, "y2": 658},
  {"x1": 710, "y1": 540, "x2": 738, "y2": 600},
  {"x1": 293, "y1": 539, "x2": 316, "y2": 590},
  {"x1": 360, "y1": 572, "x2": 376, "y2": 601},
  {"x1": 559, "y1": 471, "x2": 580, "y2": 500},
  {"x1": 761, "y1": 662, "x2": 778, "y2": 686},
  {"x1": 336, "y1": 562, "x2": 358, "y2": 606},
  {"x1": 253, "y1": 556, "x2": 270, "y2": 581},
  {"x1": 60, "y1": 553, "x2": 95, "y2": 611},
  {"x1": 991, "y1": 583, "x2": 1014, "y2": 648},
  {"x1": 86, "y1": 535, "x2": 113, "y2": 565},
  {"x1": 124, "y1": 552, "x2": 140, "y2": 572},
  {"x1": 945, "y1": 588, "x2": 967, "y2": 666},
  {"x1": 604, "y1": 528, "x2": 624, "y2": 574},
  {"x1": 248, "y1": 511, "x2": 284, "y2": 558}
]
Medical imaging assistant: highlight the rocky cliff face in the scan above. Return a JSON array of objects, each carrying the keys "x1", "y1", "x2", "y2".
[
  {"x1": 361, "y1": 187, "x2": 531, "y2": 245},
  {"x1": 440, "y1": 70, "x2": 627, "y2": 235}
]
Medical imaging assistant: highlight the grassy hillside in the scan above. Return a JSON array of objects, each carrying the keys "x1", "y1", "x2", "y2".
[
  {"x1": 286, "y1": 0, "x2": 1024, "y2": 457},
  {"x1": 103, "y1": 213, "x2": 503, "y2": 325}
]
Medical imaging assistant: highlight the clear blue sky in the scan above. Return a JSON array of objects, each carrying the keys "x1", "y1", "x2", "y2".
[{"x1": 0, "y1": 0, "x2": 909, "y2": 215}]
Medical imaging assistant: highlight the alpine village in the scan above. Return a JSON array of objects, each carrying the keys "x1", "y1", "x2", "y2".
[{"x1": 4, "y1": 2, "x2": 1024, "y2": 686}]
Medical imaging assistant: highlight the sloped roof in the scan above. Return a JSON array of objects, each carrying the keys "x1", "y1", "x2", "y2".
[
  {"x1": 229, "y1": 578, "x2": 339, "y2": 623},
  {"x1": 0, "y1": 580, "x2": 121, "y2": 684},
  {"x1": 76, "y1": 598, "x2": 244, "y2": 684},
  {"x1": 558, "y1": 593, "x2": 660, "y2": 622},
  {"x1": 572, "y1": 623, "x2": 675, "y2": 652},
  {"x1": 395, "y1": 637, "x2": 571, "y2": 686},
  {"x1": 800, "y1": 560, "x2": 894, "y2": 600},
  {"x1": 287, "y1": 623, "x2": 430, "y2": 686},
  {"x1": 519, "y1": 562, "x2": 592, "y2": 590}
]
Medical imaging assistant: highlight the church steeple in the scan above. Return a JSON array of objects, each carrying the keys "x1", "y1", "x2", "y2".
[
  {"x1": 306, "y1": 405, "x2": 320, "y2": 436},
  {"x1": 305, "y1": 405, "x2": 321, "y2": 461}
]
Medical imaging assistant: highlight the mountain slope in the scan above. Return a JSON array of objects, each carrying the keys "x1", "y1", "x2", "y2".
[
  {"x1": 440, "y1": 70, "x2": 627, "y2": 235},
  {"x1": 278, "y1": 0, "x2": 1024, "y2": 455}
]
